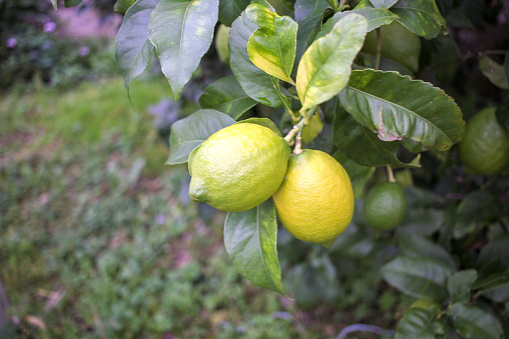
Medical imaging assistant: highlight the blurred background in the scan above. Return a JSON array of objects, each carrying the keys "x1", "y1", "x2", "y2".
[{"x1": 1, "y1": 0, "x2": 509, "y2": 338}]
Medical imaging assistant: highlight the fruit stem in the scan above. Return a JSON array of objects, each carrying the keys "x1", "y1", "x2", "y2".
[
  {"x1": 375, "y1": 27, "x2": 382, "y2": 71},
  {"x1": 386, "y1": 166, "x2": 396, "y2": 183},
  {"x1": 285, "y1": 106, "x2": 318, "y2": 151}
]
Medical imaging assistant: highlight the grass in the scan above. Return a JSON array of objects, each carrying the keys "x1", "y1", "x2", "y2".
[{"x1": 0, "y1": 77, "x2": 324, "y2": 338}]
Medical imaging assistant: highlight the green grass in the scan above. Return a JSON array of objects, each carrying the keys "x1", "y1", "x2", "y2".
[{"x1": 0, "y1": 78, "x2": 321, "y2": 339}]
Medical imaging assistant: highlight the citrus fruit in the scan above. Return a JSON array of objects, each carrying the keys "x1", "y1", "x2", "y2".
[
  {"x1": 458, "y1": 107, "x2": 509, "y2": 175},
  {"x1": 363, "y1": 21, "x2": 421, "y2": 73},
  {"x1": 188, "y1": 123, "x2": 290, "y2": 212},
  {"x1": 363, "y1": 181, "x2": 407, "y2": 231},
  {"x1": 272, "y1": 149, "x2": 354, "y2": 248},
  {"x1": 215, "y1": 24, "x2": 230, "y2": 64}
]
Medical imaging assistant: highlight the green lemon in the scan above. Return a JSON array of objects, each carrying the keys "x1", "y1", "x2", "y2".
[
  {"x1": 363, "y1": 181, "x2": 407, "y2": 231},
  {"x1": 189, "y1": 123, "x2": 290, "y2": 212},
  {"x1": 458, "y1": 107, "x2": 509, "y2": 175},
  {"x1": 215, "y1": 24, "x2": 231, "y2": 64},
  {"x1": 114, "y1": 0, "x2": 136, "y2": 14},
  {"x1": 363, "y1": 21, "x2": 421, "y2": 73}
]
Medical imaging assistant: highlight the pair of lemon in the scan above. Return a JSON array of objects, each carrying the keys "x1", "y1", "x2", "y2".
[{"x1": 188, "y1": 122, "x2": 354, "y2": 248}]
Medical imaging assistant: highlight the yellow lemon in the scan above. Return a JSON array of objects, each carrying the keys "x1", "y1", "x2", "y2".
[
  {"x1": 273, "y1": 149, "x2": 354, "y2": 247},
  {"x1": 189, "y1": 123, "x2": 290, "y2": 212}
]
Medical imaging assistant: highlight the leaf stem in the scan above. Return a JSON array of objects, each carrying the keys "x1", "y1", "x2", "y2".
[
  {"x1": 375, "y1": 27, "x2": 382, "y2": 71},
  {"x1": 386, "y1": 166, "x2": 396, "y2": 182},
  {"x1": 284, "y1": 106, "x2": 319, "y2": 151}
]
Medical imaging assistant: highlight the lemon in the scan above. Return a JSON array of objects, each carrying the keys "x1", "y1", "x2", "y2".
[
  {"x1": 458, "y1": 107, "x2": 509, "y2": 175},
  {"x1": 215, "y1": 24, "x2": 230, "y2": 64},
  {"x1": 189, "y1": 123, "x2": 290, "y2": 212},
  {"x1": 363, "y1": 181, "x2": 407, "y2": 232},
  {"x1": 363, "y1": 21, "x2": 421, "y2": 73},
  {"x1": 272, "y1": 149, "x2": 354, "y2": 248}
]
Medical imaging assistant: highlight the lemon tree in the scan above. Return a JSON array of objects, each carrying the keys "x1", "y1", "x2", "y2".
[{"x1": 57, "y1": 0, "x2": 509, "y2": 336}]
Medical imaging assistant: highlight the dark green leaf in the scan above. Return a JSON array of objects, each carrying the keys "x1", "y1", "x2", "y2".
[
  {"x1": 479, "y1": 55, "x2": 509, "y2": 90},
  {"x1": 167, "y1": 109, "x2": 235, "y2": 164},
  {"x1": 64, "y1": 0, "x2": 83, "y2": 7},
  {"x1": 339, "y1": 69, "x2": 465, "y2": 152},
  {"x1": 198, "y1": 75, "x2": 257, "y2": 119},
  {"x1": 230, "y1": 10, "x2": 290, "y2": 107},
  {"x1": 246, "y1": 3, "x2": 298, "y2": 84},
  {"x1": 333, "y1": 105, "x2": 420, "y2": 168},
  {"x1": 328, "y1": 223, "x2": 375, "y2": 259},
  {"x1": 396, "y1": 307, "x2": 437, "y2": 339},
  {"x1": 495, "y1": 95, "x2": 509, "y2": 130},
  {"x1": 218, "y1": 0, "x2": 250, "y2": 26},
  {"x1": 285, "y1": 256, "x2": 340, "y2": 310},
  {"x1": 447, "y1": 270, "x2": 477, "y2": 304},
  {"x1": 382, "y1": 256, "x2": 454, "y2": 301},
  {"x1": 236, "y1": 118, "x2": 281, "y2": 136},
  {"x1": 370, "y1": 0, "x2": 398, "y2": 8},
  {"x1": 224, "y1": 199, "x2": 285, "y2": 295},
  {"x1": 399, "y1": 234, "x2": 457, "y2": 269},
  {"x1": 116, "y1": 0, "x2": 158, "y2": 90},
  {"x1": 472, "y1": 270, "x2": 509, "y2": 300},
  {"x1": 295, "y1": 10, "x2": 323, "y2": 71},
  {"x1": 398, "y1": 209, "x2": 443, "y2": 236},
  {"x1": 320, "y1": 8, "x2": 398, "y2": 34},
  {"x1": 297, "y1": 14, "x2": 368, "y2": 111},
  {"x1": 449, "y1": 303, "x2": 503, "y2": 339},
  {"x1": 391, "y1": 0, "x2": 447, "y2": 39},
  {"x1": 149, "y1": 0, "x2": 219, "y2": 100},
  {"x1": 294, "y1": 0, "x2": 331, "y2": 22},
  {"x1": 478, "y1": 234, "x2": 509, "y2": 269}
]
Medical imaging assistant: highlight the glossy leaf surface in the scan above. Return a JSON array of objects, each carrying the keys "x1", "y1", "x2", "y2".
[
  {"x1": 297, "y1": 14, "x2": 368, "y2": 110},
  {"x1": 294, "y1": 0, "x2": 331, "y2": 22},
  {"x1": 224, "y1": 199, "x2": 285, "y2": 295},
  {"x1": 339, "y1": 69, "x2": 465, "y2": 152},
  {"x1": 149, "y1": 0, "x2": 219, "y2": 100},
  {"x1": 116, "y1": 0, "x2": 158, "y2": 89},
  {"x1": 447, "y1": 270, "x2": 477, "y2": 304},
  {"x1": 320, "y1": 8, "x2": 397, "y2": 34},
  {"x1": 218, "y1": 0, "x2": 250, "y2": 26},
  {"x1": 395, "y1": 307, "x2": 437, "y2": 339},
  {"x1": 199, "y1": 75, "x2": 257, "y2": 119},
  {"x1": 391, "y1": 0, "x2": 447, "y2": 39},
  {"x1": 167, "y1": 109, "x2": 235, "y2": 164},
  {"x1": 449, "y1": 303, "x2": 503, "y2": 339}
]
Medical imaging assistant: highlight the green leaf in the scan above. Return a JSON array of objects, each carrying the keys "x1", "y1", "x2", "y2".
[
  {"x1": 64, "y1": 0, "x2": 83, "y2": 7},
  {"x1": 381, "y1": 256, "x2": 454, "y2": 301},
  {"x1": 51, "y1": 0, "x2": 58, "y2": 11},
  {"x1": 297, "y1": 14, "x2": 368, "y2": 110},
  {"x1": 454, "y1": 191, "x2": 502, "y2": 239},
  {"x1": 396, "y1": 307, "x2": 437, "y2": 339},
  {"x1": 339, "y1": 69, "x2": 465, "y2": 152},
  {"x1": 116, "y1": 0, "x2": 157, "y2": 90},
  {"x1": 320, "y1": 8, "x2": 398, "y2": 34},
  {"x1": 224, "y1": 199, "x2": 285, "y2": 295},
  {"x1": 397, "y1": 209, "x2": 443, "y2": 236},
  {"x1": 478, "y1": 233, "x2": 509, "y2": 269},
  {"x1": 198, "y1": 75, "x2": 257, "y2": 119},
  {"x1": 295, "y1": 10, "x2": 324, "y2": 71},
  {"x1": 246, "y1": 3, "x2": 298, "y2": 84},
  {"x1": 236, "y1": 118, "x2": 282, "y2": 136},
  {"x1": 391, "y1": 0, "x2": 447, "y2": 39},
  {"x1": 370, "y1": 0, "x2": 398, "y2": 8},
  {"x1": 218, "y1": 0, "x2": 250, "y2": 26},
  {"x1": 495, "y1": 95, "x2": 509, "y2": 130},
  {"x1": 449, "y1": 303, "x2": 503, "y2": 339},
  {"x1": 399, "y1": 234, "x2": 457, "y2": 269},
  {"x1": 167, "y1": 109, "x2": 235, "y2": 164},
  {"x1": 149, "y1": 0, "x2": 219, "y2": 100},
  {"x1": 472, "y1": 270, "x2": 509, "y2": 296},
  {"x1": 479, "y1": 55, "x2": 509, "y2": 90},
  {"x1": 447, "y1": 270, "x2": 477, "y2": 304},
  {"x1": 333, "y1": 105, "x2": 420, "y2": 168},
  {"x1": 294, "y1": 0, "x2": 331, "y2": 22},
  {"x1": 230, "y1": 10, "x2": 290, "y2": 108},
  {"x1": 328, "y1": 223, "x2": 375, "y2": 259}
]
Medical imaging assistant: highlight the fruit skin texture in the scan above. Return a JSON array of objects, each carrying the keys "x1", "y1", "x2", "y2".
[
  {"x1": 272, "y1": 149, "x2": 354, "y2": 248},
  {"x1": 362, "y1": 21, "x2": 421, "y2": 73},
  {"x1": 363, "y1": 181, "x2": 407, "y2": 232},
  {"x1": 458, "y1": 107, "x2": 509, "y2": 175},
  {"x1": 189, "y1": 123, "x2": 290, "y2": 212}
]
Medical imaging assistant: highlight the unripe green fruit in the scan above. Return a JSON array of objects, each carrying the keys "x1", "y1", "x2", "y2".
[
  {"x1": 215, "y1": 24, "x2": 231, "y2": 64},
  {"x1": 458, "y1": 107, "x2": 509, "y2": 175},
  {"x1": 363, "y1": 181, "x2": 407, "y2": 231},
  {"x1": 363, "y1": 21, "x2": 421, "y2": 73}
]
